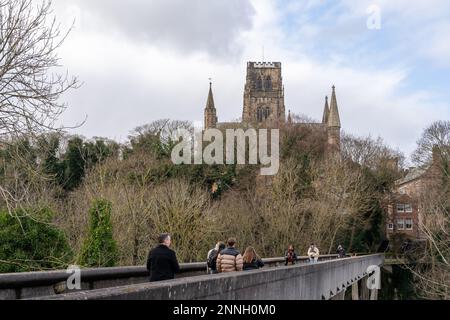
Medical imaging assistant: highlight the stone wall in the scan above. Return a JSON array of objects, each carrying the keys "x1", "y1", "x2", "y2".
[{"x1": 36, "y1": 255, "x2": 383, "y2": 300}]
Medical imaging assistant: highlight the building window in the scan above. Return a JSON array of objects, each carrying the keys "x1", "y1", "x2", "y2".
[
  {"x1": 256, "y1": 77, "x2": 263, "y2": 91},
  {"x1": 404, "y1": 204, "x2": 413, "y2": 213},
  {"x1": 257, "y1": 107, "x2": 263, "y2": 122},
  {"x1": 396, "y1": 204, "x2": 405, "y2": 213},
  {"x1": 387, "y1": 223, "x2": 394, "y2": 230},
  {"x1": 264, "y1": 107, "x2": 270, "y2": 120},
  {"x1": 397, "y1": 219, "x2": 405, "y2": 230},
  {"x1": 264, "y1": 76, "x2": 272, "y2": 90},
  {"x1": 405, "y1": 219, "x2": 413, "y2": 230}
]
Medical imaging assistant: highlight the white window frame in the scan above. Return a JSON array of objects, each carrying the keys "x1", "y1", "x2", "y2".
[
  {"x1": 397, "y1": 204, "x2": 405, "y2": 213},
  {"x1": 397, "y1": 219, "x2": 405, "y2": 230},
  {"x1": 405, "y1": 219, "x2": 413, "y2": 230},
  {"x1": 404, "y1": 204, "x2": 413, "y2": 213},
  {"x1": 387, "y1": 223, "x2": 394, "y2": 230}
]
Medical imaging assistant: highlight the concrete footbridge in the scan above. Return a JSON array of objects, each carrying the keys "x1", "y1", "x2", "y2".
[{"x1": 0, "y1": 254, "x2": 384, "y2": 300}]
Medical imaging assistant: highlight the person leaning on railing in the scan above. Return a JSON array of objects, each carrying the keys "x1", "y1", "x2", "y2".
[
  {"x1": 284, "y1": 245, "x2": 298, "y2": 266},
  {"x1": 242, "y1": 247, "x2": 264, "y2": 271},
  {"x1": 307, "y1": 243, "x2": 320, "y2": 263}
]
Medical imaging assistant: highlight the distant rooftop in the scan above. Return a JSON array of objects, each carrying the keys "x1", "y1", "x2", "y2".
[{"x1": 396, "y1": 166, "x2": 428, "y2": 186}]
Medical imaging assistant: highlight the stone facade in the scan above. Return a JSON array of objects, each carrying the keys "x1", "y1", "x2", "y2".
[
  {"x1": 242, "y1": 62, "x2": 285, "y2": 126},
  {"x1": 203, "y1": 61, "x2": 342, "y2": 154}
]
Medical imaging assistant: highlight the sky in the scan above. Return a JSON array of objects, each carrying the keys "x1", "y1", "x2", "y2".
[{"x1": 53, "y1": 0, "x2": 450, "y2": 159}]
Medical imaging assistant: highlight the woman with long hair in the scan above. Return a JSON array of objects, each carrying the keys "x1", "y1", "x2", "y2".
[{"x1": 242, "y1": 247, "x2": 264, "y2": 271}]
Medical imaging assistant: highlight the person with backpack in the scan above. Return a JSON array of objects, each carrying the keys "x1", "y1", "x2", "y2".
[
  {"x1": 207, "y1": 241, "x2": 226, "y2": 274},
  {"x1": 242, "y1": 247, "x2": 265, "y2": 271},
  {"x1": 217, "y1": 238, "x2": 243, "y2": 273}
]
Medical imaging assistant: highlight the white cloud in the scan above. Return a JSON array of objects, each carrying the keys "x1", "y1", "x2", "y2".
[
  {"x1": 55, "y1": 0, "x2": 255, "y2": 59},
  {"x1": 53, "y1": 0, "x2": 450, "y2": 159}
]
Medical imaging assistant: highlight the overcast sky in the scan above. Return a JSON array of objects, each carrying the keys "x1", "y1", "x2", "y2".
[{"x1": 53, "y1": 0, "x2": 450, "y2": 159}]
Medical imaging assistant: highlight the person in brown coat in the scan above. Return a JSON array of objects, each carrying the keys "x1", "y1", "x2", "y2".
[{"x1": 217, "y1": 238, "x2": 244, "y2": 273}]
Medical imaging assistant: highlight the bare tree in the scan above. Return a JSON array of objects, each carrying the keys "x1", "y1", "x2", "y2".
[
  {"x1": 341, "y1": 132, "x2": 405, "y2": 171},
  {"x1": 0, "y1": 0, "x2": 78, "y2": 138},
  {"x1": 413, "y1": 120, "x2": 450, "y2": 172},
  {"x1": 305, "y1": 156, "x2": 378, "y2": 253},
  {"x1": 0, "y1": 0, "x2": 78, "y2": 211},
  {"x1": 409, "y1": 121, "x2": 450, "y2": 299},
  {"x1": 414, "y1": 183, "x2": 450, "y2": 299},
  {"x1": 129, "y1": 120, "x2": 193, "y2": 148}
]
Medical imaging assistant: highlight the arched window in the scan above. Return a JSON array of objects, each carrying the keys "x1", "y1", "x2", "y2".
[
  {"x1": 257, "y1": 107, "x2": 263, "y2": 122},
  {"x1": 264, "y1": 76, "x2": 272, "y2": 90},
  {"x1": 256, "y1": 77, "x2": 263, "y2": 91},
  {"x1": 264, "y1": 107, "x2": 271, "y2": 120}
]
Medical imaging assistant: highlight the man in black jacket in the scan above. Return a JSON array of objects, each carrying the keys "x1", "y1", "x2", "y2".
[{"x1": 146, "y1": 233, "x2": 180, "y2": 282}]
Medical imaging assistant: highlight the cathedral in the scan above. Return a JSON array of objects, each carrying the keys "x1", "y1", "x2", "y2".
[{"x1": 204, "y1": 61, "x2": 342, "y2": 153}]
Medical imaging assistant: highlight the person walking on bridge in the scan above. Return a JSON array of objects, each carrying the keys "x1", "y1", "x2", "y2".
[
  {"x1": 217, "y1": 238, "x2": 243, "y2": 273},
  {"x1": 242, "y1": 247, "x2": 264, "y2": 271},
  {"x1": 307, "y1": 243, "x2": 320, "y2": 264},
  {"x1": 207, "y1": 241, "x2": 226, "y2": 274},
  {"x1": 146, "y1": 233, "x2": 180, "y2": 282}
]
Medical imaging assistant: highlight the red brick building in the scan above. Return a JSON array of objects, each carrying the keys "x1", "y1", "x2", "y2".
[
  {"x1": 384, "y1": 147, "x2": 446, "y2": 241},
  {"x1": 384, "y1": 192, "x2": 421, "y2": 240}
]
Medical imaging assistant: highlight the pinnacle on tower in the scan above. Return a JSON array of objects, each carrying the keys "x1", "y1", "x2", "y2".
[
  {"x1": 204, "y1": 82, "x2": 217, "y2": 129},
  {"x1": 322, "y1": 96, "x2": 330, "y2": 125},
  {"x1": 205, "y1": 82, "x2": 215, "y2": 110},
  {"x1": 328, "y1": 85, "x2": 341, "y2": 128},
  {"x1": 287, "y1": 110, "x2": 292, "y2": 124}
]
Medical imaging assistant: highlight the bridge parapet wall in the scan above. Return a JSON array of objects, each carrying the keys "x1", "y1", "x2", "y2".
[
  {"x1": 0, "y1": 255, "x2": 339, "y2": 300},
  {"x1": 34, "y1": 255, "x2": 384, "y2": 300}
]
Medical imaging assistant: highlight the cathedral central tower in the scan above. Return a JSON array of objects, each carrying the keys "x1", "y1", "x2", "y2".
[{"x1": 242, "y1": 62, "x2": 285, "y2": 126}]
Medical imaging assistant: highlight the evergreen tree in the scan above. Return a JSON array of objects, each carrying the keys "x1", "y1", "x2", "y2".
[
  {"x1": 78, "y1": 199, "x2": 119, "y2": 267},
  {"x1": 63, "y1": 137, "x2": 86, "y2": 191},
  {"x1": 0, "y1": 209, "x2": 72, "y2": 273}
]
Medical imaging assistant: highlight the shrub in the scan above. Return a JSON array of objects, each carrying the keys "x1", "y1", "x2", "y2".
[
  {"x1": 0, "y1": 209, "x2": 72, "y2": 273},
  {"x1": 78, "y1": 199, "x2": 119, "y2": 267}
]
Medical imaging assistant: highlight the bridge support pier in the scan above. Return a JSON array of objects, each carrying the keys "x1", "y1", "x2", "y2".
[
  {"x1": 351, "y1": 281, "x2": 359, "y2": 300},
  {"x1": 370, "y1": 289, "x2": 379, "y2": 300},
  {"x1": 360, "y1": 276, "x2": 370, "y2": 300}
]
